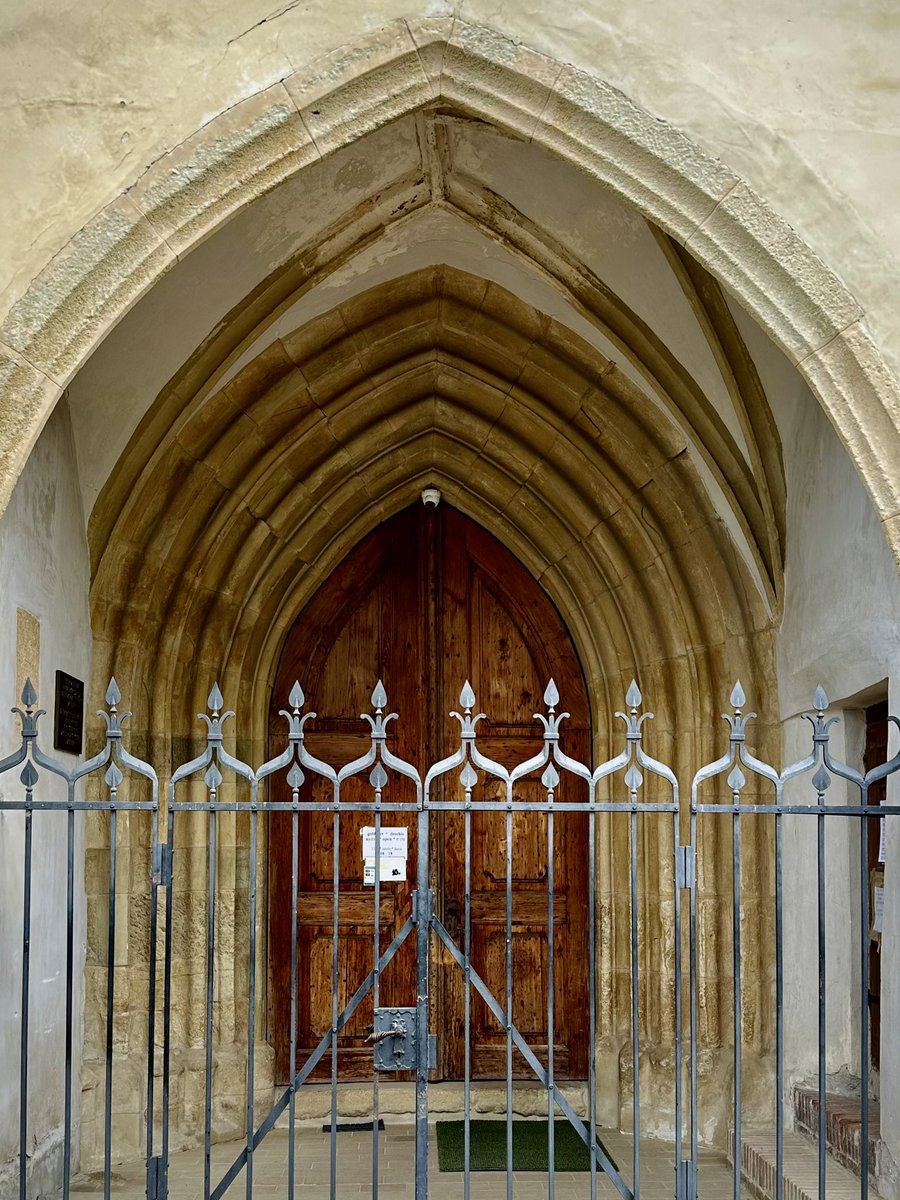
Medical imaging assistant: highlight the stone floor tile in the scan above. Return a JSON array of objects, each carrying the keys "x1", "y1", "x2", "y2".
[{"x1": 57, "y1": 1124, "x2": 764, "y2": 1200}]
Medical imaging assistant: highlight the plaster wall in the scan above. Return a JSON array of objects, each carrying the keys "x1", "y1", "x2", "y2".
[
  {"x1": 732, "y1": 291, "x2": 900, "y2": 1170},
  {"x1": 1, "y1": 0, "x2": 899, "y2": 393},
  {"x1": 780, "y1": 711, "x2": 865, "y2": 1086},
  {"x1": 0, "y1": 399, "x2": 92, "y2": 1199},
  {"x1": 775, "y1": 367, "x2": 900, "y2": 721}
]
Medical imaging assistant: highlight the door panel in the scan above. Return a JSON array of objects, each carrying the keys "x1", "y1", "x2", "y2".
[
  {"x1": 268, "y1": 503, "x2": 590, "y2": 1083},
  {"x1": 438, "y1": 510, "x2": 590, "y2": 1079},
  {"x1": 268, "y1": 507, "x2": 422, "y2": 1082}
]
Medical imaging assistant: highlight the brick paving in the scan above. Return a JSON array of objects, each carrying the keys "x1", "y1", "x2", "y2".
[
  {"x1": 793, "y1": 1089, "x2": 880, "y2": 1180},
  {"x1": 735, "y1": 1128, "x2": 881, "y2": 1200}
]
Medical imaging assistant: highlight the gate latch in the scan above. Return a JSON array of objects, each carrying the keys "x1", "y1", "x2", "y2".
[{"x1": 369, "y1": 1007, "x2": 437, "y2": 1071}]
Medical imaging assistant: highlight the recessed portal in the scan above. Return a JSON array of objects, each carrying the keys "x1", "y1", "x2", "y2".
[{"x1": 267, "y1": 503, "x2": 592, "y2": 1083}]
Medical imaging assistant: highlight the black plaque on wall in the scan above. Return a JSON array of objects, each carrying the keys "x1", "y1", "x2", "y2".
[{"x1": 54, "y1": 670, "x2": 84, "y2": 755}]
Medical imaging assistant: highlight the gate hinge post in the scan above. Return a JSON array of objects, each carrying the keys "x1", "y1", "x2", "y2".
[
  {"x1": 152, "y1": 843, "x2": 173, "y2": 888},
  {"x1": 677, "y1": 1158, "x2": 697, "y2": 1200},
  {"x1": 676, "y1": 845, "x2": 695, "y2": 890},
  {"x1": 147, "y1": 1155, "x2": 167, "y2": 1200},
  {"x1": 412, "y1": 888, "x2": 433, "y2": 924}
]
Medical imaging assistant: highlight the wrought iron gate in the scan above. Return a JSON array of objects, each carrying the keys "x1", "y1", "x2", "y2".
[{"x1": 1, "y1": 675, "x2": 898, "y2": 1200}]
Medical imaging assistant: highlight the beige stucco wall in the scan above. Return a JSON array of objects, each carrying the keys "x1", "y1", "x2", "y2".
[
  {"x1": 1, "y1": 0, "x2": 899, "y2": 385},
  {"x1": 0, "y1": 399, "x2": 91, "y2": 1199}
]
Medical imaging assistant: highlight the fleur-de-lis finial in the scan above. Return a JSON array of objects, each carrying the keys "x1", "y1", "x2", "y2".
[
  {"x1": 535, "y1": 679, "x2": 569, "y2": 742},
  {"x1": 802, "y1": 686, "x2": 838, "y2": 743},
  {"x1": 723, "y1": 681, "x2": 755, "y2": 742},
  {"x1": 616, "y1": 680, "x2": 650, "y2": 742},
  {"x1": 208, "y1": 683, "x2": 224, "y2": 718},
  {"x1": 360, "y1": 680, "x2": 397, "y2": 740},
  {"x1": 279, "y1": 681, "x2": 312, "y2": 741},
  {"x1": 14, "y1": 678, "x2": 45, "y2": 737},
  {"x1": 198, "y1": 682, "x2": 234, "y2": 741},
  {"x1": 98, "y1": 675, "x2": 131, "y2": 739},
  {"x1": 450, "y1": 681, "x2": 484, "y2": 740}
]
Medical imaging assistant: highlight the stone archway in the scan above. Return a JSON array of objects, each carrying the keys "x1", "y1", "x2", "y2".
[
  {"x1": 82, "y1": 261, "x2": 780, "y2": 1159},
  {"x1": 1, "y1": 19, "x2": 898, "y2": 565}
]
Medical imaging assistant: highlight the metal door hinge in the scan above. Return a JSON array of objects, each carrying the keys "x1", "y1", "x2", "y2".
[
  {"x1": 677, "y1": 1158, "x2": 697, "y2": 1200},
  {"x1": 147, "y1": 1155, "x2": 167, "y2": 1200},
  {"x1": 152, "y1": 842, "x2": 173, "y2": 887},
  {"x1": 676, "y1": 845, "x2": 695, "y2": 890}
]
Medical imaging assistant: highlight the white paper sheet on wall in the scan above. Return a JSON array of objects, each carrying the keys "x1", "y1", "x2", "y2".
[
  {"x1": 873, "y1": 885, "x2": 885, "y2": 934},
  {"x1": 363, "y1": 857, "x2": 406, "y2": 885},
  {"x1": 361, "y1": 826, "x2": 408, "y2": 859}
]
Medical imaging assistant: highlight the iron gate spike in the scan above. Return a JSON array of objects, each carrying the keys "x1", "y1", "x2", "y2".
[{"x1": 2, "y1": 673, "x2": 898, "y2": 1200}]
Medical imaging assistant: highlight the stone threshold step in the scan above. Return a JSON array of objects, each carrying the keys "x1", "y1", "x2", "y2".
[
  {"x1": 794, "y1": 1088, "x2": 880, "y2": 1180},
  {"x1": 730, "y1": 1128, "x2": 880, "y2": 1200}
]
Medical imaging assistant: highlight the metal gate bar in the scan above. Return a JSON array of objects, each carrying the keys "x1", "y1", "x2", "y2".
[
  {"x1": 1, "y1": 675, "x2": 899, "y2": 1200},
  {"x1": 691, "y1": 684, "x2": 900, "y2": 1200},
  {"x1": 0, "y1": 681, "x2": 160, "y2": 1200}
]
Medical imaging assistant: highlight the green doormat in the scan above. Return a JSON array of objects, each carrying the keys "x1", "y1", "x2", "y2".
[{"x1": 435, "y1": 1119, "x2": 618, "y2": 1173}]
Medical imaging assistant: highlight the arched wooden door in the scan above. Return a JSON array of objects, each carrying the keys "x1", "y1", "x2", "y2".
[{"x1": 267, "y1": 504, "x2": 591, "y2": 1082}]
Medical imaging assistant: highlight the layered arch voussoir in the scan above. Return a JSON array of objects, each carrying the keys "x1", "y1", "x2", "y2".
[{"x1": 90, "y1": 265, "x2": 775, "y2": 764}]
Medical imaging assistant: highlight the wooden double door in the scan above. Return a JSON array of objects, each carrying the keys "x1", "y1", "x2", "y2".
[{"x1": 267, "y1": 504, "x2": 590, "y2": 1082}]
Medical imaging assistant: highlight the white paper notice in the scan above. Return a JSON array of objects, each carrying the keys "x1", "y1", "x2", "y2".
[
  {"x1": 361, "y1": 826, "x2": 408, "y2": 859},
  {"x1": 873, "y1": 885, "x2": 885, "y2": 934},
  {"x1": 364, "y1": 858, "x2": 406, "y2": 885},
  {"x1": 879, "y1": 817, "x2": 886, "y2": 864}
]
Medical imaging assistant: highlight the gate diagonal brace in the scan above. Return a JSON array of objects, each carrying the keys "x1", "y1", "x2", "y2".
[{"x1": 430, "y1": 912, "x2": 632, "y2": 1200}]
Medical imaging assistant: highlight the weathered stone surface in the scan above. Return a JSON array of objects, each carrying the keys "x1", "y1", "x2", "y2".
[
  {"x1": 283, "y1": 23, "x2": 431, "y2": 157},
  {"x1": 536, "y1": 64, "x2": 737, "y2": 245},
  {"x1": 0, "y1": 345, "x2": 62, "y2": 504},
  {"x1": 686, "y1": 181, "x2": 864, "y2": 365},
  {"x1": 127, "y1": 84, "x2": 319, "y2": 256},
  {"x1": 0, "y1": 195, "x2": 175, "y2": 386},
  {"x1": 441, "y1": 21, "x2": 562, "y2": 141}
]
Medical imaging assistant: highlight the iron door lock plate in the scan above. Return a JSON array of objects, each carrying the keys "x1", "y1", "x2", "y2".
[{"x1": 371, "y1": 1007, "x2": 437, "y2": 1071}]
